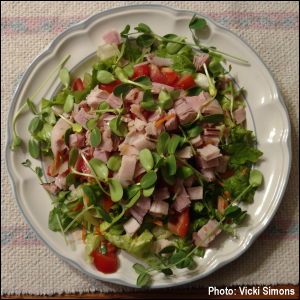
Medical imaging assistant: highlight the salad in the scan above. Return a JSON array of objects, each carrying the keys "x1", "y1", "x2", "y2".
[{"x1": 12, "y1": 15, "x2": 264, "y2": 287}]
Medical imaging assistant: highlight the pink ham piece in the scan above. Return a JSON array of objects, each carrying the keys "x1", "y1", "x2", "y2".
[
  {"x1": 86, "y1": 86, "x2": 110, "y2": 109},
  {"x1": 132, "y1": 135, "x2": 156, "y2": 151},
  {"x1": 78, "y1": 100, "x2": 88, "y2": 108},
  {"x1": 107, "y1": 94, "x2": 122, "y2": 109},
  {"x1": 174, "y1": 101, "x2": 197, "y2": 125},
  {"x1": 134, "y1": 118, "x2": 147, "y2": 131},
  {"x1": 201, "y1": 168, "x2": 216, "y2": 182},
  {"x1": 134, "y1": 91, "x2": 144, "y2": 105},
  {"x1": 144, "y1": 53, "x2": 173, "y2": 67},
  {"x1": 123, "y1": 217, "x2": 140, "y2": 237},
  {"x1": 153, "y1": 239, "x2": 175, "y2": 258},
  {"x1": 149, "y1": 200, "x2": 169, "y2": 218},
  {"x1": 233, "y1": 106, "x2": 246, "y2": 124},
  {"x1": 192, "y1": 232, "x2": 203, "y2": 247},
  {"x1": 186, "y1": 96, "x2": 202, "y2": 113},
  {"x1": 204, "y1": 128, "x2": 220, "y2": 136},
  {"x1": 175, "y1": 146, "x2": 193, "y2": 159},
  {"x1": 102, "y1": 29, "x2": 123, "y2": 46},
  {"x1": 131, "y1": 104, "x2": 147, "y2": 122},
  {"x1": 154, "y1": 187, "x2": 170, "y2": 201},
  {"x1": 202, "y1": 99, "x2": 223, "y2": 115},
  {"x1": 215, "y1": 155, "x2": 230, "y2": 173},
  {"x1": 193, "y1": 54, "x2": 211, "y2": 71},
  {"x1": 190, "y1": 134, "x2": 203, "y2": 148},
  {"x1": 133, "y1": 161, "x2": 146, "y2": 179},
  {"x1": 196, "y1": 156, "x2": 219, "y2": 169},
  {"x1": 56, "y1": 139, "x2": 68, "y2": 152},
  {"x1": 197, "y1": 144, "x2": 222, "y2": 161},
  {"x1": 183, "y1": 174, "x2": 196, "y2": 188},
  {"x1": 42, "y1": 182, "x2": 60, "y2": 195},
  {"x1": 97, "y1": 112, "x2": 111, "y2": 129},
  {"x1": 125, "y1": 88, "x2": 140, "y2": 101},
  {"x1": 119, "y1": 144, "x2": 140, "y2": 157},
  {"x1": 218, "y1": 76, "x2": 231, "y2": 90},
  {"x1": 85, "y1": 130, "x2": 91, "y2": 146},
  {"x1": 203, "y1": 135, "x2": 220, "y2": 147},
  {"x1": 51, "y1": 118, "x2": 71, "y2": 155},
  {"x1": 123, "y1": 129, "x2": 140, "y2": 145},
  {"x1": 145, "y1": 122, "x2": 159, "y2": 139},
  {"x1": 172, "y1": 179, "x2": 191, "y2": 213},
  {"x1": 194, "y1": 91, "x2": 223, "y2": 115},
  {"x1": 69, "y1": 133, "x2": 85, "y2": 148},
  {"x1": 55, "y1": 173, "x2": 68, "y2": 190},
  {"x1": 81, "y1": 146, "x2": 94, "y2": 158},
  {"x1": 74, "y1": 108, "x2": 95, "y2": 130},
  {"x1": 128, "y1": 195, "x2": 151, "y2": 224},
  {"x1": 58, "y1": 161, "x2": 69, "y2": 175},
  {"x1": 97, "y1": 129, "x2": 119, "y2": 152},
  {"x1": 93, "y1": 150, "x2": 110, "y2": 164},
  {"x1": 151, "y1": 82, "x2": 174, "y2": 94},
  {"x1": 187, "y1": 186, "x2": 203, "y2": 200},
  {"x1": 51, "y1": 105, "x2": 64, "y2": 116},
  {"x1": 165, "y1": 108, "x2": 178, "y2": 131},
  {"x1": 103, "y1": 115, "x2": 117, "y2": 130},
  {"x1": 197, "y1": 219, "x2": 222, "y2": 247},
  {"x1": 147, "y1": 109, "x2": 166, "y2": 123},
  {"x1": 117, "y1": 155, "x2": 137, "y2": 188},
  {"x1": 69, "y1": 184, "x2": 76, "y2": 191}
]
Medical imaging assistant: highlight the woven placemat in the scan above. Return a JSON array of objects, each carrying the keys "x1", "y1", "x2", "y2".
[{"x1": 1, "y1": 1, "x2": 299, "y2": 295}]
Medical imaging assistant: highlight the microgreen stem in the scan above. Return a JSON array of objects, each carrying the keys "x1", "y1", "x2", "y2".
[
  {"x1": 80, "y1": 153, "x2": 111, "y2": 197},
  {"x1": 11, "y1": 54, "x2": 70, "y2": 144},
  {"x1": 64, "y1": 205, "x2": 95, "y2": 232},
  {"x1": 229, "y1": 81, "x2": 235, "y2": 122},
  {"x1": 172, "y1": 180, "x2": 183, "y2": 201},
  {"x1": 55, "y1": 213, "x2": 68, "y2": 246},
  {"x1": 58, "y1": 114, "x2": 73, "y2": 126},
  {"x1": 88, "y1": 109, "x2": 117, "y2": 114},
  {"x1": 174, "y1": 155, "x2": 208, "y2": 184}
]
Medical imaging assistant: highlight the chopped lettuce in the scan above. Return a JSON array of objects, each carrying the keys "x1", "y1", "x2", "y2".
[
  {"x1": 151, "y1": 225, "x2": 173, "y2": 240},
  {"x1": 41, "y1": 89, "x2": 73, "y2": 110},
  {"x1": 33, "y1": 121, "x2": 53, "y2": 156},
  {"x1": 85, "y1": 233, "x2": 105, "y2": 263}
]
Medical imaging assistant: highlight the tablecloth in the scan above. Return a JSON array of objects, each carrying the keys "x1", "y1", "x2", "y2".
[{"x1": 1, "y1": 1, "x2": 299, "y2": 295}]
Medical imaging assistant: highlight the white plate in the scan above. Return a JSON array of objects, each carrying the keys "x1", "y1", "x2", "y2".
[{"x1": 5, "y1": 4, "x2": 291, "y2": 288}]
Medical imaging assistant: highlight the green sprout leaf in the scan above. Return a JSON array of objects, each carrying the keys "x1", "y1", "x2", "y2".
[
  {"x1": 97, "y1": 70, "x2": 116, "y2": 84},
  {"x1": 133, "y1": 263, "x2": 146, "y2": 275},
  {"x1": 159, "y1": 245, "x2": 176, "y2": 255},
  {"x1": 140, "y1": 171, "x2": 157, "y2": 189},
  {"x1": 168, "y1": 136, "x2": 182, "y2": 154},
  {"x1": 96, "y1": 206, "x2": 112, "y2": 223},
  {"x1": 28, "y1": 117, "x2": 40, "y2": 135},
  {"x1": 63, "y1": 94, "x2": 74, "y2": 113},
  {"x1": 107, "y1": 152, "x2": 122, "y2": 171},
  {"x1": 66, "y1": 172, "x2": 76, "y2": 186},
  {"x1": 90, "y1": 127, "x2": 101, "y2": 148},
  {"x1": 28, "y1": 138, "x2": 39, "y2": 159},
  {"x1": 249, "y1": 169, "x2": 263, "y2": 187},
  {"x1": 108, "y1": 178, "x2": 123, "y2": 202},
  {"x1": 176, "y1": 166, "x2": 194, "y2": 180},
  {"x1": 59, "y1": 67, "x2": 70, "y2": 89},
  {"x1": 139, "y1": 149, "x2": 154, "y2": 172},
  {"x1": 64, "y1": 127, "x2": 72, "y2": 147},
  {"x1": 136, "y1": 273, "x2": 149, "y2": 287},
  {"x1": 113, "y1": 83, "x2": 132, "y2": 97},
  {"x1": 136, "y1": 34, "x2": 155, "y2": 48},
  {"x1": 157, "y1": 132, "x2": 170, "y2": 157},
  {"x1": 123, "y1": 184, "x2": 141, "y2": 200},
  {"x1": 69, "y1": 147, "x2": 79, "y2": 168},
  {"x1": 189, "y1": 15, "x2": 207, "y2": 30},
  {"x1": 89, "y1": 158, "x2": 108, "y2": 181},
  {"x1": 202, "y1": 114, "x2": 224, "y2": 123}
]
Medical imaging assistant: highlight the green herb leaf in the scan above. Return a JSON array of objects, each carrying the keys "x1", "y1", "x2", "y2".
[
  {"x1": 165, "y1": 154, "x2": 177, "y2": 176},
  {"x1": 140, "y1": 171, "x2": 157, "y2": 189},
  {"x1": 26, "y1": 98, "x2": 36, "y2": 115},
  {"x1": 69, "y1": 147, "x2": 79, "y2": 168},
  {"x1": 249, "y1": 170, "x2": 263, "y2": 187},
  {"x1": 161, "y1": 268, "x2": 173, "y2": 276},
  {"x1": 186, "y1": 124, "x2": 203, "y2": 138},
  {"x1": 99, "y1": 244, "x2": 107, "y2": 255},
  {"x1": 28, "y1": 117, "x2": 40, "y2": 135},
  {"x1": 166, "y1": 36, "x2": 186, "y2": 54},
  {"x1": 160, "y1": 166, "x2": 176, "y2": 185},
  {"x1": 64, "y1": 127, "x2": 72, "y2": 147},
  {"x1": 143, "y1": 184, "x2": 155, "y2": 197},
  {"x1": 97, "y1": 70, "x2": 115, "y2": 84},
  {"x1": 168, "y1": 136, "x2": 182, "y2": 154},
  {"x1": 133, "y1": 75, "x2": 151, "y2": 87},
  {"x1": 139, "y1": 149, "x2": 154, "y2": 172},
  {"x1": 96, "y1": 205, "x2": 112, "y2": 223},
  {"x1": 113, "y1": 83, "x2": 132, "y2": 97},
  {"x1": 66, "y1": 172, "x2": 76, "y2": 186},
  {"x1": 209, "y1": 61, "x2": 224, "y2": 78},
  {"x1": 161, "y1": 33, "x2": 178, "y2": 45},
  {"x1": 123, "y1": 184, "x2": 141, "y2": 200},
  {"x1": 40, "y1": 107, "x2": 56, "y2": 126},
  {"x1": 159, "y1": 245, "x2": 176, "y2": 255},
  {"x1": 63, "y1": 94, "x2": 74, "y2": 113},
  {"x1": 170, "y1": 90, "x2": 180, "y2": 100},
  {"x1": 59, "y1": 67, "x2": 70, "y2": 88},
  {"x1": 133, "y1": 263, "x2": 146, "y2": 275},
  {"x1": 189, "y1": 15, "x2": 207, "y2": 30},
  {"x1": 123, "y1": 64, "x2": 135, "y2": 78},
  {"x1": 35, "y1": 166, "x2": 42, "y2": 178},
  {"x1": 170, "y1": 250, "x2": 188, "y2": 264},
  {"x1": 109, "y1": 117, "x2": 128, "y2": 137},
  {"x1": 135, "y1": 23, "x2": 152, "y2": 33},
  {"x1": 125, "y1": 190, "x2": 141, "y2": 208},
  {"x1": 176, "y1": 166, "x2": 194, "y2": 180},
  {"x1": 89, "y1": 158, "x2": 108, "y2": 181},
  {"x1": 107, "y1": 152, "x2": 122, "y2": 171},
  {"x1": 90, "y1": 127, "x2": 101, "y2": 148},
  {"x1": 136, "y1": 34, "x2": 155, "y2": 48},
  {"x1": 186, "y1": 86, "x2": 202, "y2": 96},
  {"x1": 108, "y1": 178, "x2": 123, "y2": 202},
  {"x1": 202, "y1": 114, "x2": 224, "y2": 123},
  {"x1": 136, "y1": 273, "x2": 148, "y2": 287},
  {"x1": 28, "y1": 138, "x2": 39, "y2": 158},
  {"x1": 224, "y1": 206, "x2": 241, "y2": 219},
  {"x1": 157, "y1": 132, "x2": 170, "y2": 157}
]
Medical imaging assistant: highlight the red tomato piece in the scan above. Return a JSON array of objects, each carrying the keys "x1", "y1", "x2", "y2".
[
  {"x1": 91, "y1": 250, "x2": 118, "y2": 274},
  {"x1": 130, "y1": 64, "x2": 149, "y2": 81},
  {"x1": 167, "y1": 208, "x2": 190, "y2": 239},
  {"x1": 104, "y1": 195, "x2": 114, "y2": 212},
  {"x1": 99, "y1": 82, "x2": 117, "y2": 94},
  {"x1": 107, "y1": 242, "x2": 118, "y2": 254},
  {"x1": 173, "y1": 73, "x2": 196, "y2": 90},
  {"x1": 217, "y1": 196, "x2": 228, "y2": 216},
  {"x1": 148, "y1": 64, "x2": 169, "y2": 85},
  {"x1": 135, "y1": 172, "x2": 146, "y2": 184},
  {"x1": 219, "y1": 171, "x2": 235, "y2": 179},
  {"x1": 73, "y1": 78, "x2": 85, "y2": 92},
  {"x1": 161, "y1": 68, "x2": 180, "y2": 84}
]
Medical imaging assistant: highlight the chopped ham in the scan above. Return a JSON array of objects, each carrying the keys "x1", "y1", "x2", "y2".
[
  {"x1": 132, "y1": 135, "x2": 156, "y2": 151},
  {"x1": 131, "y1": 104, "x2": 147, "y2": 122},
  {"x1": 102, "y1": 29, "x2": 123, "y2": 46},
  {"x1": 81, "y1": 146, "x2": 94, "y2": 157},
  {"x1": 149, "y1": 200, "x2": 169, "y2": 218},
  {"x1": 78, "y1": 100, "x2": 88, "y2": 108},
  {"x1": 145, "y1": 122, "x2": 159, "y2": 138},
  {"x1": 117, "y1": 155, "x2": 137, "y2": 188},
  {"x1": 151, "y1": 82, "x2": 174, "y2": 94},
  {"x1": 73, "y1": 103, "x2": 79, "y2": 114},
  {"x1": 153, "y1": 239, "x2": 175, "y2": 258},
  {"x1": 154, "y1": 187, "x2": 170, "y2": 201},
  {"x1": 123, "y1": 129, "x2": 140, "y2": 145},
  {"x1": 175, "y1": 146, "x2": 193, "y2": 159},
  {"x1": 86, "y1": 86, "x2": 110, "y2": 109},
  {"x1": 197, "y1": 219, "x2": 222, "y2": 247},
  {"x1": 119, "y1": 144, "x2": 140, "y2": 157},
  {"x1": 52, "y1": 105, "x2": 64, "y2": 116},
  {"x1": 215, "y1": 155, "x2": 230, "y2": 173},
  {"x1": 190, "y1": 134, "x2": 203, "y2": 148},
  {"x1": 204, "y1": 129, "x2": 220, "y2": 136},
  {"x1": 69, "y1": 133, "x2": 85, "y2": 148},
  {"x1": 165, "y1": 109, "x2": 178, "y2": 131},
  {"x1": 41, "y1": 182, "x2": 60, "y2": 195},
  {"x1": 172, "y1": 179, "x2": 191, "y2": 213},
  {"x1": 103, "y1": 115, "x2": 117, "y2": 130},
  {"x1": 233, "y1": 106, "x2": 246, "y2": 124},
  {"x1": 51, "y1": 118, "x2": 71, "y2": 155},
  {"x1": 186, "y1": 96, "x2": 202, "y2": 113},
  {"x1": 128, "y1": 195, "x2": 151, "y2": 224},
  {"x1": 74, "y1": 108, "x2": 95, "y2": 130},
  {"x1": 147, "y1": 109, "x2": 166, "y2": 123},
  {"x1": 218, "y1": 76, "x2": 231, "y2": 90},
  {"x1": 202, "y1": 99, "x2": 223, "y2": 115},
  {"x1": 144, "y1": 53, "x2": 173, "y2": 67},
  {"x1": 93, "y1": 150, "x2": 110, "y2": 164},
  {"x1": 174, "y1": 101, "x2": 197, "y2": 125},
  {"x1": 197, "y1": 144, "x2": 222, "y2": 161},
  {"x1": 134, "y1": 118, "x2": 147, "y2": 131},
  {"x1": 125, "y1": 88, "x2": 140, "y2": 101},
  {"x1": 97, "y1": 129, "x2": 119, "y2": 152},
  {"x1": 183, "y1": 174, "x2": 196, "y2": 188},
  {"x1": 85, "y1": 130, "x2": 91, "y2": 146},
  {"x1": 203, "y1": 135, "x2": 220, "y2": 147},
  {"x1": 201, "y1": 168, "x2": 216, "y2": 182},
  {"x1": 196, "y1": 156, "x2": 219, "y2": 169},
  {"x1": 69, "y1": 184, "x2": 76, "y2": 191},
  {"x1": 55, "y1": 173, "x2": 68, "y2": 190},
  {"x1": 187, "y1": 186, "x2": 203, "y2": 200},
  {"x1": 134, "y1": 91, "x2": 144, "y2": 105},
  {"x1": 193, "y1": 54, "x2": 211, "y2": 71},
  {"x1": 134, "y1": 161, "x2": 146, "y2": 179},
  {"x1": 58, "y1": 161, "x2": 69, "y2": 175},
  {"x1": 192, "y1": 232, "x2": 203, "y2": 247},
  {"x1": 107, "y1": 94, "x2": 122, "y2": 109},
  {"x1": 97, "y1": 112, "x2": 111, "y2": 129},
  {"x1": 173, "y1": 98, "x2": 185, "y2": 108},
  {"x1": 56, "y1": 138, "x2": 68, "y2": 152},
  {"x1": 123, "y1": 217, "x2": 140, "y2": 237}
]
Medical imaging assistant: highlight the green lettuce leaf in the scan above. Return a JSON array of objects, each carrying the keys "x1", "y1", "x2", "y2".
[
  {"x1": 41, "y1": 89, "x2": 73, "y2": 110},
  {"x1": 85, "y1": 233, "x2": 105, "y2": 263},
  {"x1": 230, "y1": 126, "x2": 255, "y2": 144},
  {"x1": 33, "y1": 121, "x2": 53, "y2": 155}
]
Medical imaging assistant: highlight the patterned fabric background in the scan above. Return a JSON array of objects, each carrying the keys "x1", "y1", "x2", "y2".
[{"x1": 1, "y1": 1, "x2": 299, "y2": 295}]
